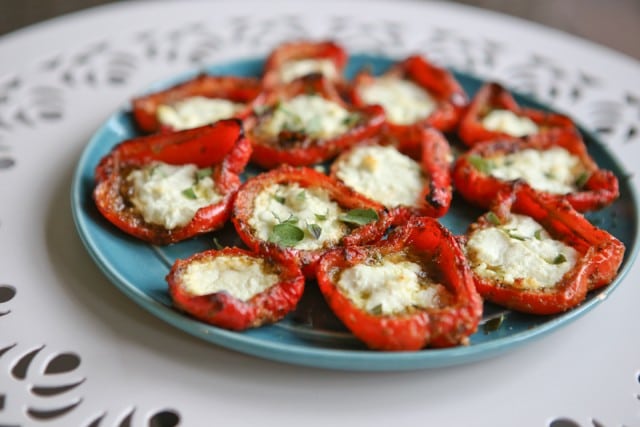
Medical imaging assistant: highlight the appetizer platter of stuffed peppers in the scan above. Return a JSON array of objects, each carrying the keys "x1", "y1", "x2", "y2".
[{"x1": 71, "y1": 40, "x2": 637, "y2": 370}]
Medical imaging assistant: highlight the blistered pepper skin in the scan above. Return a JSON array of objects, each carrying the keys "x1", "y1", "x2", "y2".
[
  {"x1": 231, "y1": 165, "x2": 389, "y2": 278},
  {"x1": 316, "y1": 216, "x2": 483, "y2": 351},
  {"x1": 131, "y1": 75, "x2": 262, "y2": 133},
  {"x1": 463, "y1": 184, "x2": 625, "y2": 315},
  {"x1": 167, "y1": 247, "x2": 305, "y2": 330},
  {"x1": 458, "y1": 82, "x2": 575, "y2": 146},
  {"x1": 452, "y1": 129, "x2": 619, "y2": 212},
  {"x1": 94, "y1": 120, "x2": 251, "y2": 245}
]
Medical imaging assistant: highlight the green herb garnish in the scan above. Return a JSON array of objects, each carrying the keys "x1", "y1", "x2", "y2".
[
  {"x1": 339, "y1": 208, "x2": 379, "y2": 226},
  {"x1": 342, "y1": 114, "x2": 360, "y2": 127},
  {"x1": 370, "y1": 304, "x2": 383, "y2": 316},
  {"x1": 296, "y1": 190, "x2": 307, "y2": 202},
  {"x1": 575, "y1": 171, "x2": 590, "y2": 188},
  {"x1": 269, "y1": 222, "x2": 305, "y2": 247},
  {"x1": 307, "y1": 223, "x2": 322, "y2": 239},
  {"x1": 468, "y1": 155, "x2": 493, "y2": 174},
  {"x1": 314, "y1": 211, "x2": 328, "y2": 222},
  {"x1": 506, "y1": 230, "x2": 527, "y2": 241},
  {"x1": 273, "y1": 194, "x2": 286, "y2": 204},
  {"x1": 195, "y1": 167, "x2": 212, "y2": 182},
  {"x1": 486, "y1": 212, "x2": 501, "y2": 226},
  {"x1": 534, "y1": 229, "x2": 542, "y2": 240},
  {"x1": 551, "y1": 254, "x2": 567, "y2": 264},
  {"x1": 483, "y1": 314, "x2": 505, "y2": 334},
  {"x1": 182, "y1": 188, "x2": 197, "y2": 199}
]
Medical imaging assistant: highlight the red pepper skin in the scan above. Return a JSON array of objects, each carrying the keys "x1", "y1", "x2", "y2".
[
  {"x1": 231, "y1": 165, "x2": 389, "y2": 278},
  {"x1": 349, "y1": 55, "x2": 468, "y2": 138},
  {"x1": 245, "y1": 74, "x2": 385, "y2": 168},
  {"x1": 330, "y1": 126, "x2": 452, "y2": 219},
  {"x1": 316, "y1": 216, "x2": 482, "y2": 351},
  {"x1": 262, "y1": 40, "x2": 348, "y2": 88},
  {"x1": 94, "y1": 120, "x2": 251, "y2": 245},
  {"x1": 167, "y1": 247, "x2": 305, "y2": 330},
  {"x1": 452, "y1": 129, "x2": 619, "y2": 212},
  {"x1": 131, "y1": 74, "x2": 262, "y2": 133},
  {"x1": 463, "y1": 184, "x2": 625, "y2": 315},
  {"x1": 457, "y1": 82, "x2": 575, "y2": 146}
]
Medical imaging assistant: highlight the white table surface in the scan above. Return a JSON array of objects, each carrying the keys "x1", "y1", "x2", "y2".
[{"x1": 1, "y1": 1, "x2": 639, "y2": 426}]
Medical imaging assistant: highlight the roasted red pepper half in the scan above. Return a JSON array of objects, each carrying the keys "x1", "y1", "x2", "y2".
[
  {"x1": 231, "y1": 165, "x2": 390, "y2": 278},
  {"x1": 316, "y1": 216, "x2": 482, "y2": 351},
  {"x1": 262, "y1": 39, "x2": 348, "y2": 88},
  {"x1": 457, "y1": 81, "x2": 576, "y2": 146},
  {"x1": 330, "y1": 126, "x2": 452, "y2": 219},
  {"x1": 349, "y1": 54, "x2": 468, "y2": 139},
  {"x1": 131, "y1": 74, "x2": 262, "y2": 133},
  {"x1": 167, "y1": 247, "x2": 305, "y2": 330},
  {"x1": 244, "y1": 74, "x2": 385, "y2": 168},
  {"x1": 452, "y1": 129, "x2": 619, "y2": 212},
  {"x1": 460, "y1": 184, "x2": 625, "y2": 315},
  {"x1": 94, "y1": 119, "x2": 252, "y2": 245}
]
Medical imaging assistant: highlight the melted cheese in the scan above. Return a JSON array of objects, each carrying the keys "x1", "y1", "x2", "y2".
[
  {"x1": 481, "y1": 109, "x2": 538, "y2": 137},
  {"x1": 337, "y1": 253, "x2": 444, "y2": 315},
  {"x1": 156, "y1": 96, "x2": 244, "y2": 130},
  {"x1": 488, "y1": 147, "x2": 585, "y2": 194},
  {"x1": 248, "y1": 182, "x2": 347, "y2": 250},
  {"x1": 358, "y1": 77, "x2": 435, "y2": 125},
  {"x1": 259, "y1": 94, "x2": 353, "y2": 139},
  {"x1": 279, "y1": 58, "x2": 338, "y2": 83},
  {"x1": 181, "y1": 253, "x2": 279, "y2": 301},
  {"x1": 466, "y1": 214, "x2": 579, "y2": 289},
  {"x1": 335, "y1": 145, "x2": 425, "y2": 207},
  {"x1": 127, "y1": 162, "x2": 222, "y2": 229}
]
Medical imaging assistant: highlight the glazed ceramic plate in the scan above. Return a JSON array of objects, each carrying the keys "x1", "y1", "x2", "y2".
[{"x1": 71, "y1": 54, "x2": 638, "y2": 371}]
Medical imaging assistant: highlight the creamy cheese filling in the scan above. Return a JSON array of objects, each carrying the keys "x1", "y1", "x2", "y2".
[
  {"x1": 335, "y1": 145, "x2": 425, "y2": 207},
  {"x1": 248, "y1": 182, "x2": 347, "y2": 250},
  {"x1": 358, "y1": 77, "x2": 435, "y2": 125},
  {"x1": 485, "y1": 147, "x2": 586, "y2": 194},
  {"x1": 481, "y1": 109, "x2": 538, "y2": 137},
  {"x1": 337, "y1": 253, "x2": 445, "y2": 315},
  {"x1": 181, "y1": 253, "x2": 279, "y2": 301},
  {"x1": 279, "y1": 58, "x2": 338, "y2": 83},
  {"x1": 466, "y1": 214, "x2": 579, "y2": 289},
  {"x1": 259, "y1": 94, "x2": 354, "y2": 139},
  {"x1": 127, "y1": 162, "x2": 222, "y2": 229},
  {"x1": 156, "y1": 96, "x2": 244, "y2": 130}
]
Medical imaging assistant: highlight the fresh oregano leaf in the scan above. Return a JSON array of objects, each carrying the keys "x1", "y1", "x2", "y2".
[
  {"x1": 182, "y1": 187, "x2": 197, "y2": 199},
  {"x1": 269, "y1": 222, "x2": 304, "y2": 247},
  {"x1": 468, "y1": 155, "x2": 493, "y2": 174},
  {"x1": 307, "y1": 223, "x2": 322, "y2": 239},
  {"x1": 486, "y1": 211, "x2": 501, "y2": 226},
  {"x1": 339, "y1": 208, "x2": 379, "y2": 226}
]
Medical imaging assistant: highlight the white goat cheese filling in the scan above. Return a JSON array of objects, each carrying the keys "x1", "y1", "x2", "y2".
[
  {"x1": 279, "y1": 58, "x2": 338, "y2": 83},
  {"x1": 481, "y1": 109, "x2": 538, "y2": 137},
  {"x1": 358, "y1": 77, "x2": 435, "y2": 125},
  {"x1": 157, "y1": 96, "x2": 244, "y2": 130}
]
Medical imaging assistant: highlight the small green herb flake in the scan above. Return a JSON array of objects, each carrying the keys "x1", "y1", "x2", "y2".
[
  {"x1": 269, "y1": 222, "x2": 305, "y2": 247},
  {"x1": 370, "y1": 304, "x2": 383, "y2": 316},
  {"x1": 534, "y1": 229, "x2": 542, "y2": 240},
  {"x1": 182, "y1": 187, "x2": 198, "y2": 199},
  {"x1": 296, "y1": 190, "x2": 307, "y2": 202},
  {"x1": 307, "y1": 223, "x2": 322, "y2": 239},
  {"x1": 551, "y1": 254, "x2": 567, "y2": 264},
  {"x1": 507, "y1": 231, "x2": 527, "y2": 241},
  {"x1": 212, "y1": 237, "x2": 224, "y2": 250},
  {"x1": 273, "y1": 194, "x2": 286, "y2": 204},
  {"x1": 468, "y1": 155, "x2": 493, "y2": 174},
  {"x1": 195, "y1": 167, "x2": 212, "y2": 182},
  {"x1": 282, "y1": 215, "x2": 299, "y2": 225},
  {"x1": 339, "y1": 208, "x2": 379, "y2": 226},
  {"x1": 575, "y1": 172, "x2": 590, "y2": 188},
  {"x1": 483, "y1": 314, "x2": 505, "y2": 334},
  {"x1": 486, "y1": 212, "x2": 501, "y2": 226},
  {"x1": 342, "y1": 114, "x2": 360, "y2": 127},
  {"x1": 314, "y1": 212, "x2": 328, "y2": 222}
]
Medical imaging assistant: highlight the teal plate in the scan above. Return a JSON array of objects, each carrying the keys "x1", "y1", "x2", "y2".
[{"x1": 71, "y1": 54, "x2": 639, "y2": 371}]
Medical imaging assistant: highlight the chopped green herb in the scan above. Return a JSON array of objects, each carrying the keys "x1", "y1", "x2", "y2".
[
  {"x1": 468, "y1": 155, "x2": 493, "y2": 174},
  {"x1": 195, "y1": 167, "x2": 212, "y2": 182},
  {"x1": 551, "y1": 254, "x2": 567, "y2": 264},
  {"x1": 269, "y1": 222, "x2": 305, "y2": 247},
  {"x1": 314, "y1": 211, "x2": 328, "y2": 221},
  {"x1": 370, "y1": 304, "x2": 383, "y2": 316},
  {"x1": 182, "y1": 187, "x2": 198, "y2": 199},
  {"x1": 483, "y1": 314, "x2": 505, "y2": 334},
  {"x1": 273, "y1": 194, "x2": 286, "y2": 204},
  {"x1": 281, "y1": 215, "x2": 299, "y2": 225},
  {"x1": 307, "y1": 223, "x2": 322, "y2": 239},
  {"x1": 296, "y1": 190, "x2": 307, "y2": 202},
  {"x1": 486, "y1": 212, "x2": 501, "y2": 226},
  {"x1": 339, "y1": 208, "x2": 379, "y2": 226},
  {"x1": 506, "y1": 231, "x2": 527, "y2": 241},
  {"x1": 575, "y1": 171, "x2": 590, "y2": 188},
  {"x1": 534, "y1": 229, "x2": 542, "y2": 240},
  {"x1": 342, "y1": 114, "x2": 360, "y2": 127},
  {"x1": 212, "y1": 237, "x2": 224, "y2": 250}
]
